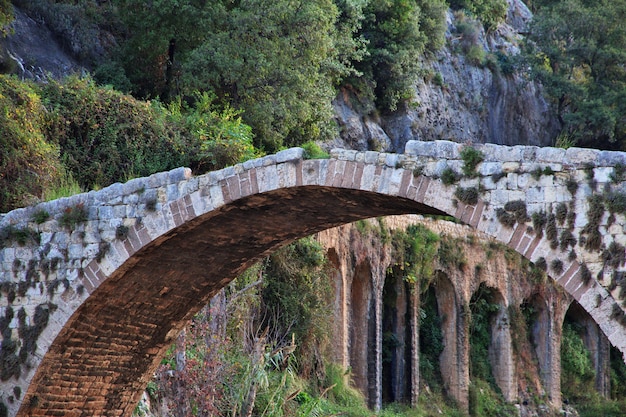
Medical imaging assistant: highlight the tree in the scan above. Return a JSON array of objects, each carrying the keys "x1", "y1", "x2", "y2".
[
  {"x1": 114, "y1": 0, "x2": 223, "y2": 98},
  {"x1": 527, "y1": 0, "x2": 626, "y2": 149},
  {"x1": 352, "y1": 0, "x2": 446, "y2": 112},
  {"x1": 183, "y1": 0, "x2": 352, "y2": 152}
]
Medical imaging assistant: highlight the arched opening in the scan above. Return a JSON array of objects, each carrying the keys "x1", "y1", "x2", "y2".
[
  {"x1": 561, "y1": 300, "x2": 611, "y2": 403},
  {"x1": 381, "y1": 266, "x2": 413, "y2": 404},
  {"x1": 350, "y1": 261, "x2": 376, "y2": 406},
  {"x1": 419, "y1": 284, "x2": 444, "y2": 396},
  {"x1": 468, "y1": 283, "x2": 515, "y2": 416}
]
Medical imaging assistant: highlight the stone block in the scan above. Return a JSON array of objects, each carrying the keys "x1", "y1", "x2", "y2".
[
  {"x1": 276, "y1": 147, "x2": 304, "y2": 163},
  {"x1": 565, "y1": 147, "x2": 599, "y2": 165}
]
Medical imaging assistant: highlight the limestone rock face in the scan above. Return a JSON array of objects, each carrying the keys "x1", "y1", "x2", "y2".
[
  {"x1": 0, "y1": 7, "x2": 84, "y2": 81},
  {"x1": 333, "y1": 0, "x2": 560, "y2": 152}
]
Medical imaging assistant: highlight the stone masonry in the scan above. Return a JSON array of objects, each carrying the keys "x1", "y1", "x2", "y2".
[{"x1": 1, "y1": 140, "x2": 626, "y2": 416}]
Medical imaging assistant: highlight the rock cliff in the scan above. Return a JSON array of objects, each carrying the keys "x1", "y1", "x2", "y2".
[{"x1": 331, "y1": 0, "x2": 561, "y2": 153}]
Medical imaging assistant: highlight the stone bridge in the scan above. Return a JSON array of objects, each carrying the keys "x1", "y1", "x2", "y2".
[{"x1": 2, "y1": 140, "x2": 626, "y2": 416}]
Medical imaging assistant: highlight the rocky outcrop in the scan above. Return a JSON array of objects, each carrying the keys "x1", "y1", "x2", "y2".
[
  {"x1": 332, "y1": 0, "x2": 560, "y2": 153},
  {"x1": 0, "y1": 7, "x2": 84, "y2": 81}
]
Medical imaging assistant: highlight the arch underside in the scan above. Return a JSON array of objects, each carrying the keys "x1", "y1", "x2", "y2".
[{"x1": 21, "y1": 186, "x2": 443, "y2": 416}]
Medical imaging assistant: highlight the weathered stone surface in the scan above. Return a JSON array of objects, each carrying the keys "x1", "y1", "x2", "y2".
[{"x1": 1, "y1": 140, "x2": 626, "y2": 416}]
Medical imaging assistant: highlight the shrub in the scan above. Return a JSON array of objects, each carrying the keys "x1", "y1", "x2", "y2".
[
  {"x1": 460, "y1": 146, "x2": 484, "y2": 177},
  {"x1": 31, "y1": 209, "x2": 50, "y2": 224},
  {"x1": 455, "y1": 186, "x2": 479, "y2": 205},
  {"x1": 58, "y1": 203, "x2": 88, "y2": 228},
  {"x1": 41, "y1": 75, "x2": 191, "y2": 190},
  {"x1": 561, "y1": 320, "x2": 596, "y2": 403},
  {"x1": 0, "y1": 76, "x2": 63, "y2": 212},
  {"x1": 566, "y1": 178, "x2": 579, "y2": 196},
  {"x1": 301, "y1": 141, "x2": 329, "y2": 159},
  {"x1": 448, "y1": 0, "x2": 508, "y2": 32},
  {"x1": 441, "y1": 167, "x2": 459, "y2": 185},
  {"x1": 551, "y1": 259, "x2": 564, "y2": 274},
  {"x1": 532, "y1": 210, "x2": 547, "y2": 237},
  {"x1": 496, "y1": 208, "x2": 516, "y2": 228},
  {"x1": 169, "y1": 92, "x2": 258, "y2": 173},
  {"x1": 610, "y1": 163, "x2": 626, "y2": 183}
]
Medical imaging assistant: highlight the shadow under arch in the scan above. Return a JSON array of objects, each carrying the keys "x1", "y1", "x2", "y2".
[{"x1": 20, "y1": 186, "x2": 444, "y2": 416}]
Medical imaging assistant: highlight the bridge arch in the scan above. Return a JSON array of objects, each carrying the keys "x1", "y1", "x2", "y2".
[{"x1": 1, "y1": 140, "x2": 626, "y2": 416}]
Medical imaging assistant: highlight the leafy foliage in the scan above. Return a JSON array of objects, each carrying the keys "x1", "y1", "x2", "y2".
[
  {"x1": 181, "y1": 0, "x2": 350, "y2": 152},
  {"x1": 447, "y1": 0, "x2": 508, "y2": 31},
  {"x1": 419, "y1": 288, "x2": 444, "y2": 391},
  {"x1": 390, "y1": 223, "x2": 440, "y2": 288},
  {"x1": 561, "y1": 320, "x2": 595, "y2": 403},
  {"x1": 354, "y1": 0, "x2": 447, "y2": 111},
  {"x1": 261, "y1": 237, "x2": 333, "y2": 379},
  {"x1": 527, "y1": 0, "x2": 626, "y2": 149},
  {"x1": 41, "y1": 75, "x2": 189, "y2": 190},
  {"x1": 0, "y1": 76, "x2": 63, "y2": 212}
]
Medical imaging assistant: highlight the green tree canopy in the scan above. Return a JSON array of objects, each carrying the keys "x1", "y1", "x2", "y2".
[
  {"x1": 354, "y1": 0, "x2": 446, "y2": 112},
  {"x1": 527, "y1": 0, "x2": 626, "y2": 149},
  {"x1": 182, "y1": 0, "x2": 355, "y2": 152}
]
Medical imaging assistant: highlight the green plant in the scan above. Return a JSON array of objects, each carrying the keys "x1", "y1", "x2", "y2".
[
  {"x1": 605, "y1": 191, "x2": 626, "y2": 215},
  {"x1": 0, "y1": 225, "x2": 40, "y2": 248},
  {"x1": 566, "y1": 178, "x2": 579, "y2": 196},
  {"x1": 0, "y1": 75, "x2": 64, "y2": 212},
  {"x1": 551, "y1": 259, "x2": 564, "y2": 274},
  {"x1": 441, "y1": 167, "x2": 459, "y2": 185},
  {"x1": 496, "y1": 208, "x2": 516, "y2": 228},
  {"x1": 390, "y1": 224, "x2": 440, "y2": 288},
  {"x1": 581, "y1": 195, "x2": 605, "y2": 251},
  {"x1": 449, "y1": 0, "x2": 508, "y2": 32},
  {"x1": 455, "y1": 186, "x2": 479, "y2": 205},
  {"x1": 145, "y1": 198, "x2": 157, "y2": 212},
  {"x1": 460, "y1": 146, "x2": 484, "y2": 177},
  {"x1": 546, "y1": 213, "x2": 558, "y2": 249},
  {"x1": 561, "y1": 320, "x2": 596, "y2": 403},
  {"x1": 555, "y1": 202, "x2": 568, "y2": 225},
  {"x1": 58, "y1": 203, "x2": 88, "y2": 228},
  {"x1": 610, "y1": 163, "x2": 626, "y2": 183},
  {"x1": 31, "y1": 209, "x2": 50, "y2": 224},
  {"x1": 433, "y1": 72, "x2": 444, "y2": 86},
  {"x1": 301, "y1": 141, "x2": 329, "y2": 159},
  {"x1": 580, "y1": 263, "x2": 592, "y2": 285},
  {"x1": 560, "y1": 230, "x2": 577, "y2": 251},
  {"x1": 466, "y1": 44, "x2": 486, "y2": 66},
  {"x1": 43, "y1": 171, "x2": 83, "y2": 201},
  {"x1": 531, "y1": 210, "x2": 547, "y2": 237},
  {"x1": 535, "y1": 257, "x2": 547, "y2": 271},
  {"x1": 438, "y1": 235, "x2": 467, "y2": 271},
  {"x1": 116, "y1": 225, "x2": 130, "y2": 240},
  {"x1": 584, "y1": 163, "x2": 595, "y2": 181},
  {"x1": 531, "y1": 166, "x2": 555, "y2": 180},
  {"x1": 95, "y1": 242, "x2": 110, "y2": 262},
  {"x1": 602, "y1": 242, "x2": 626, "y2": 269}
]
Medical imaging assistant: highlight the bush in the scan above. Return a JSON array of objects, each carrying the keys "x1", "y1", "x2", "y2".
[
  {"x1": 41, "y1": 75, "x2": 190, "y2": 189},
  {"x1": 168, "y1": 92, "x2": 258, "y2": 173},
  {"x1": 0, "y1": 75, "x2": 63, "y2": 212},
  {"x1": 448, "y1": 0, "x2": 508, "y2": 31}
]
